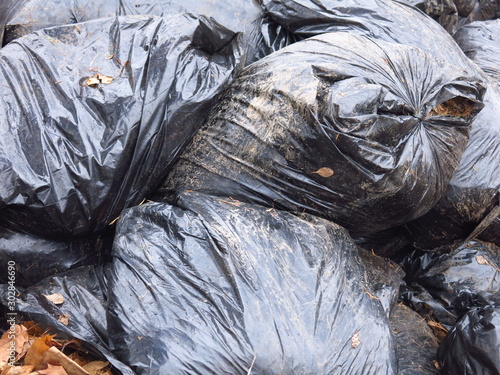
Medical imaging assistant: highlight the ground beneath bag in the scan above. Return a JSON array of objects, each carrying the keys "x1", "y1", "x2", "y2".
[
  {"x1": 0, "y1": 14, "x2": 243, "y2": 239},
  {"x1": 105, "y1": 191, "x2": 399, "y2": 374},
  {"x1": 155, "y1": 31, "x2": 484, "y2": 237}
]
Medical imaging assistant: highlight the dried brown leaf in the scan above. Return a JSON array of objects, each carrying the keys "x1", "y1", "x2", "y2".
[
  {"x1": 57, "y1": 315, "x2": 69, "y2": 327},
  {"x1": 1, "y1": 364, "x2": 34, "y2": 375},
  {"x1": 42, "y1": 294, "x2": 64, "y2": 305},
  {"x1": 312, "y1": 167, "x2": 334, "y2": 178},
  {"x1": 38, "y1": 364, "x2": 68, "y2": 375},
  {"x1": 82, "y1": 361, "x2": 110, "y2": 375},
  {"x1": 43, "y1": 347, "x2": 89, "y2": 375},
  {"x1": 24, "y1": 338, "x2": 51, "y2": 370},
  {"x1": 0, "y1": 325, "x2": 30, "y2": 364},
  {"x1": 351, "y1": 331, "x2": 361, "y2": 349}
]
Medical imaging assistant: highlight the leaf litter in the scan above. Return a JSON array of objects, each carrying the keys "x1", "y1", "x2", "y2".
[{"x1": 0, "y1": 323, "x2": 114, "y2": 375}]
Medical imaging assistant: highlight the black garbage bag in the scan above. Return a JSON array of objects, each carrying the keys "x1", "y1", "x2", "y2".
[
  {"x1": 0, "y1": 265, "x2": 135, "y2": 375},
  {"x1": 401, "y1": 240, "x2": 500, "y2": 328},
  {"x1": 455, "y1": 20, "x2": 500, "y2": 85},
  {"x1": 0, "y1": 14, "x2": 243, "y2": 239},
  {"x1": 396, "y1": 0, "x2": 458, "y2": 33},
  {"x1": 478, "y1": 217, "x2": 500, "y2": 245},
  {"x1": 155, "y1": 31, "x2": 485, "y2": 236},
  {"x1": 353, "y1": 226, "x2": 411, "y2": 258},
  {"x1": 410, "y1": 0, "x2": 500, "y2": 34},
  {"x1": 106, "y1": 191, "x2": 399, "y2": 374},
  {"x1": 404, "y1": 22, "x2": 500, "y2": 250},
  {"x1": 1, "y1": 0, "x2": 260, "y2": 45},
  {"x1": 0, "y1": 226, "x2": 113, "y2": 287},
  {"x1": 437, "y1": 303, "x2": 500, "y2": 375},
  {"x1": 261, "y1": 0, "x2": 482, "y2": 73},
  {"x1": 0, "y1": 0, "x2": 28, "y2": 45},
  {"x1": 390, "y1": 303, "x2": 440, "y2": 375}
]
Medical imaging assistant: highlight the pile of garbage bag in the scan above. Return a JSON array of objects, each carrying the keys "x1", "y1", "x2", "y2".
[{"x1": 0, "y1": 0, "x2": 498, "y2": 374}]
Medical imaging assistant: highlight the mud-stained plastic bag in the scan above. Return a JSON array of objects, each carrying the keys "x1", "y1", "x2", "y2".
[
  {"x1": 390, "y1": 303, "x2": 440, "y2": 375},
  {"x1": 0, "y1": 227, "x2": 113, "y2": 287},
  {"x1": 1, "y1": 0, "x2": 261, "y2": 46},
  {"x1": 0, "y1": 14, "x2": 243, "y2": 238},
  {"x1": 438, "y1": 303, "x2": 500, "y2": 375},
  {"x1": 0, "y1": 265, "x2": 135, "y2": 375},
  {"x1": 106, "y1": 191, "x2": 398, "y2": 374},
  {"x1": 404, "y1": 20, "x2": 500, "y2": 251},
  {"x1": 156, "y1": 32, "x2": 484, "y2": 236}
]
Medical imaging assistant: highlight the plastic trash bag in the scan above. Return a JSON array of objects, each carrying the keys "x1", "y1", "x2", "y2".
[
  {"x1": 0, "y1": 226, "x2": 113, "y2": 287},
  {"x1": 404, "y1": 20, "x2": 500, "y2": 250},
  {"x1": 1, "y1": 0, "x2": 260, "y2": 45},
  {"x1": 106, "y1": 191, "x2": 399, "y2": 374},
  {"x1": 437, "y1": 303, "x2": 500, "y2": 375},
  {"x1": 390, "y1": 303, "x2": 440, "y2": 375},
  {"x1": 399, "y1": 0, "x2": 500, "y2": 34},
  {"x1": 0, "y1": 265, "x2": 135, "y2": 375},
  {"x1": 156, "y1": 31, "x2": 485, "y2": 236},
  {"x1": 260, "y1": 0, "x2": 481, "y2": 74},
  {"x1": 0, "y1": 14, "x2": 243, "y2": 238},
  {"x1": 401, "y1": 240, "x2": 500, "y2": 327},
  {"x1": 455, "y1": 20, "x2": 500, "y2": 86},
  {"x1": 0, "y1": 0, "x2": 28, "y2": 45}
]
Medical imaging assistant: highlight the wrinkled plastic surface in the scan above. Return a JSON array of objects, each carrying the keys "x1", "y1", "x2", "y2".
[
  {"x1": 2, "y1": 0, "x2": 261, "y2": 46},
  {"x1": 402, "y1": 240, "x2": 500, "y2": 327},
  {"x1": 399, "y1": 0, "x2": 500, "y2": 34},
  {"x1": 0, "y1": 0, "x2": 28, "y2": 45},
  {"x1": 261, "y1": 0, "x2": 481, "y2": 73},
  {"x1": 438, "y1": 303, "x2": 500, "y2": 375},
  {"x1": 455, "y1": 20, "x2": 500, "y2": 86},
  {"x1": 156, "y1": 31, "x2": 484, "y2": 236},
  {"x1": 478, "y1": 217, "x2": 500, "y2": 245},
  {"x1": 389, "y1": 303, "x2": 440, "y2": 375},
  {"x1": 106, "y1": 191, "x2": 398, "y2": 374},
  {"x1": 0, "y1": 14, "x2": 243, "y2": 238},
  {"x1": 0, "y1": 227, "x2": 113, "y2": 287},
  {"x1": 0, "y1": 265, "x2": 134, "y2": 375},
  {"x1": 404, "y1": 86, "x2": 500, "y2": 250},
  {"x1": 405, "y1": 22, "x2": 500, "y2": 250}
]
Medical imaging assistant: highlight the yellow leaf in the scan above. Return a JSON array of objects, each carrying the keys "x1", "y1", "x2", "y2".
[
  {"x1": 24, "y1": 336, "x2": 52, "y2": 370},
  {"x1": 312, "y1": 167, "x2": 334, "y2": 178}
]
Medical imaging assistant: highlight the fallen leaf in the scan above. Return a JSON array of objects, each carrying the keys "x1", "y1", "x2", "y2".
[
  {"x1": 84, "y1": 74, "x2": 113, "y2": 87},
  {"x1": 351, "y1": 331, "x2": 361, "y2": 349},
  {"x1": 43, "y1": 347, "x2": 89, "y2": 375},
  {"x1": 433, "y1": 360, "x2": 442, "y2": 370},
  {"x1": 1, "y1": 364, "x2": 34, "y2": 375},
  {"x1": 97, "y1": 74, "x2": 113, "y2": 85},
  {"x1": 38, "y1": 364, "x2": 68, "y2": 375},
  {"x1": 0, "y1": 325, "x2": 30, "y2": 364},
  {"x1": 476, "y1": 255, "x2": 489, "y2": 265},
  {"x1": 57, "y1": 315, "x2": 69, "y2": 327},
  {"x1": 312, "y1": 167, "x2": 334, "y2": 178},
  {"x1": 43, "y1": 294, "x2": 64, "y2": 305},
  {"x1": 24, "y1": 337, "x2": 51, "y2": 370},
  {"x1": 82, "y1": 361, "x2": 109, "y2": 374}
]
